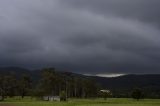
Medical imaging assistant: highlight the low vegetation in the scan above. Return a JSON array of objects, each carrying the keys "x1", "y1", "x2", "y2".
[{"x1": 0, "y1": 97, "x2": 160, "y2": 106}]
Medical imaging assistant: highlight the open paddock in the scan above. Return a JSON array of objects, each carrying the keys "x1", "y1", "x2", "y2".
[{"x1": 0, "y1": 97, "x2": 160, "y2": 106}]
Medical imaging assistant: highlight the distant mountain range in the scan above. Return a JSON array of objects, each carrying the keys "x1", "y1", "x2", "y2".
[{"x1": 0, "y1": 67, "x2": 160, "y2": 98}]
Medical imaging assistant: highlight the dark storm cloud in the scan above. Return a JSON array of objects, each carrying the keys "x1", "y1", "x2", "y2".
[
  {"x1": 61, "y1": 0, "x2": 160, "y2": 27},
  {"x1": 0, "y1": 0, "x2": 160, "y2": 74}
]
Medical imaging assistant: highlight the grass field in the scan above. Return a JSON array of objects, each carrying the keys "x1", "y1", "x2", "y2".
[{"x1": 0, "y1": 97, "x2": 160, "y2": 106}]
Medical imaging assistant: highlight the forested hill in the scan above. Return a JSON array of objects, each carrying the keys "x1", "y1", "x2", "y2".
[
  {"x1": 91, "y1": 74, "x2": 160, "y2": 98},
  {"x1": 0, "y1": 67, "x2": 85, "y2": 81},
  {"x1": 92, "y1": 74, "x2": 160, "y2": 89},
  {"x1": 0, "y1": 67, "x2": 160, "y2": 98}
]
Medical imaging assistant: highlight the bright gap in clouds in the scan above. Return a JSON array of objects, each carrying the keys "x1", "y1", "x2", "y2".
[{"x1": 84, "y1": 73, "x2": 125, "y2": 78}]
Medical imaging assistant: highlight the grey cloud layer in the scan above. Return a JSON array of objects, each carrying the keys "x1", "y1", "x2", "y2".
[{"x1": 0, "y1": 0, "x2": 160, "y2": 74}]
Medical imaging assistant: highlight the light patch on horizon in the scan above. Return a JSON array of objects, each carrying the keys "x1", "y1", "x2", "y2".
[
  {"x1": 84, "y1": 73, "x2": 125, "y2": 78},
  {"x1": 96, "y1": 74, "x2": 125, "y2": 78}
]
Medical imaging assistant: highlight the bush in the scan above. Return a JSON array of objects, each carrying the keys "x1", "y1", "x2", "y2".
[
  {"x1": 60, "y1": 91, "x2": 67, "y2": 101},
  {"x1": 0, "y1": 96, "x2": 4, "y2": 101},
  {"x1": 99, "y1": 90, "x2": 112, "y2": 100}
]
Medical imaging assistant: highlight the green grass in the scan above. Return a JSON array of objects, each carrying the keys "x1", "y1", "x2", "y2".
[{"x1": 0, "y1": 97, "x2": 160, "y2": 106}]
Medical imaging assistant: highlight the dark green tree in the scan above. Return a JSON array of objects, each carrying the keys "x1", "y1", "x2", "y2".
[
  {"x1": 19, "y1": 74, "x2": 32, "y2": 99},
  {"x1": 0, "y1": 76, "x2": 4, "y2": 101},
  {"x1": 0, "y1": 75, "x2": 18, "y2": 99},
  {"x1": 40, "y1": 68, "x2": 58, "y2": 96},
  {"x1": 5, "y1": 75, "x2": 17, "y2": 98},
  {"x1": 83, "y1": 79, "x2": 99, "y2": 98},
  {"x1": 131, "y1": 88, "x2": 143, "y2": 101}
]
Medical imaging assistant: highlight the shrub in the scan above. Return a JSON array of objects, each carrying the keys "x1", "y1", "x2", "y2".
[{"x1": 60, "y1": 91, "x2": 67, "y2": 101}]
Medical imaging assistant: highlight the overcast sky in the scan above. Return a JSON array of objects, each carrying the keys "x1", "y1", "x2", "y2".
[{"x1": 0, "y1": 0, "x2": 160, "y2": 74}]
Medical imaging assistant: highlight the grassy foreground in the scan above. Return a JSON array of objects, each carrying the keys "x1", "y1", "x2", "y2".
[{"x1": 0, "y1": 97, "x2": 160, "y2": 106}]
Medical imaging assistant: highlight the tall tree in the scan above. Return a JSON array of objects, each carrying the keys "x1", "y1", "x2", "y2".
[
  {"x1": 0, "y1": 75, "x2": 18, "y2": 99},
  {"x1": 5, "y1": 75, "x2": 17, "y2": 98},
  {"x1": 83, "y1": 79, "x2": 99, "y2": 98},
  {"x1": 19, "y1": 74, "x2": 32, "y2": 98},
  {"x1": 0, "y1": 75, "x2": 5, "y2": 101},
  {"x1": 40, "y1": 68, "x2": 58, "y2": 96},
  {"x1": 131, "y1": 88, "x2": 143, "y2": 101}
]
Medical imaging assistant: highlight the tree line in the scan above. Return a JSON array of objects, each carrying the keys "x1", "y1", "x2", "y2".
[
  {"x1": 0, "y1": 68, "x2": 99, "y2": 100},
  {"x1": 0, "y1": 68, "x2": 145, "y2": 101}
]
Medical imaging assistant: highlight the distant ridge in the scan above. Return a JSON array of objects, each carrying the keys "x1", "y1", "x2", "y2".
[{"x1": 0, "y1": 67, "x2": 160, "y2": 98}]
